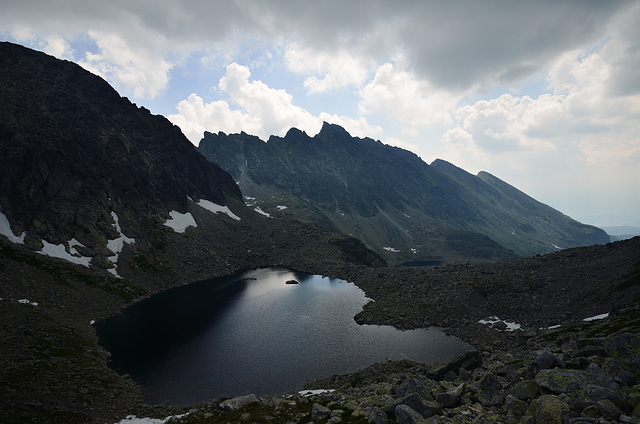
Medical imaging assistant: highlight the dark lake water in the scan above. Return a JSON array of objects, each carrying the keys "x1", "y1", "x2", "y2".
[{"x1": 96, "y1": 268, "x2": 473, "y2": 405}]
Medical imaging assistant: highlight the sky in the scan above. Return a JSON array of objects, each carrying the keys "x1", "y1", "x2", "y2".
[{"x1": 2, "y1": 0, "x2": 639, "y2": 228}]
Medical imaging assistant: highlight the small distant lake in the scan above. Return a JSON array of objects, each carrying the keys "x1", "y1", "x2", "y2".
[{"x1": 96, "y1": 268, "x2": 472, "y2": 405}]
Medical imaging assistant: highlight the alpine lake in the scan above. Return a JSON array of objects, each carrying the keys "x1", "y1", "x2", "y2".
[{"x1": 96, "y1": 268, "x2": 473, "y2": 405}]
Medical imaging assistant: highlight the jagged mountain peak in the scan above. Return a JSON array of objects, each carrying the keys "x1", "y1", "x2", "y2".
[{"x1": 199, "y1": 125, "x2": 609, "y2": 263}]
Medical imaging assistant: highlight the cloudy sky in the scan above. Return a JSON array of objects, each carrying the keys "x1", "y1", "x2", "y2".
[{"x1": 2, "y1": 0, "x2": 639, "y2": 228}]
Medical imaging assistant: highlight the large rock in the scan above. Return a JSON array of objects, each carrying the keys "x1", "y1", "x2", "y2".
[
  {"x1": 394, "y1": 404, "x2": 427, "y2": 424},
  {"x1": 528, "y1": 395, "x2": 571, "y2": 424},
  {"x1": 437, "y1": 382, "x2": 464, "y2": 408},
  {"x1": 219, "y1": 394, "x2": 259, "y2": 411},
  {"x1": 368, "y1": 407, "x2": 389, "y2": 424},
  {"x1": 312, "y1": 402, "x2": 332, "y2": 421},
  {"x1": 511, "y1": 379, "x2": 540, "y2": 401},
  {"x1": 529, "y1": 351, "x2": 563, "y2": 374},
  {"x1": 396, "y1": 377, "x2": 431, "y2": 398},
  {"x1": 535, "y1": 369, "x2": 586, "y2": 395},
  {"x1": 428, "y1": 350, "x2": 482, "y2": 381},
  {"x1": 505, "y1": 394, "x2": 528, "y2": 417}
]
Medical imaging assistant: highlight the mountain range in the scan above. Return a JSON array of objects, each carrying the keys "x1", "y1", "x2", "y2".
[
  {"x1": 1, "y1": 41, "x2": 639, "y2": 424},
  {"x1": 198, "y1": 125, "x2": 609, "y2": 264}
]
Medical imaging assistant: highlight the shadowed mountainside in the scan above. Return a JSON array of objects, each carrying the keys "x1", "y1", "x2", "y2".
[{"x1": 198, "y1": 124, "x2": 608, "y2": 264}]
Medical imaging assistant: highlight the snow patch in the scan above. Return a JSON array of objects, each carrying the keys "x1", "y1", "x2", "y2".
[
  {"x1": 383, "y1": 247, "x2": 400, "y2": 253},
  {"x1": 277, "y1": 205, "x2": 288, "y2": 211},
  {"x1": 478, "y1": 316, "x2": 522, "y2": 332},
  {"x1": 254, "y1": 206, "x2": 272, "y2": 218},
  {"x1": 0, "y1": 211, "x2": 25, "y2": 244},
  {"x1": 197, "y1": 199, "x2": 241, "y2": 220},
  {"x1": 164, "y1": 210, "x2": 197, "y2": 233},
  {"x1": 107, "y1": 212, "x2": 135, "y2": 278},
  {"x1": 114, "y1": 414, "x2": 187, "y2": 424},
  {"x1": 18, "y1": 299, "x2": 38, "y2": 306},
  {"x1": 298, "y1": 389, "x2": 335, "y2": 397},
  {"x1": 583, "y1": 312, "x2": 609, "y2": 322},
  {"x1": 39, "y1": 239, "x2": 92, "y2": 267}
]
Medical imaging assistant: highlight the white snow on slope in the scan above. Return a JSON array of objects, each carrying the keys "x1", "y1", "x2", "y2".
[
  {"x1": 583, "y1": 312, "x2": 609, "y2": 322},
  {"x1": 114, "y1": 414, "x2": 186, "y2": 424},
  {"x1": 277, "y1": 205, "x2": 288, "y2": 211},
  {"x1": 0, "y1": 211, "x2": 26, "y2": 244},
  {"x1": 164, "y1": 210, "x2": 197, "y2": 233},
  {"x1": 478, "y1": 316, "x2": 522, "y2": 332},
  {"x1": 383, "y1": 247, "x2": 400, "y2": 253},
  {"x1": 196, "y1": 199, "x2": 241, "y2": 220},
  {"x1": 254, "y1": 206, "x2": 272, "y2": 218},
  {"x1": 39, "y1": 239, "x2": 92, "y2": 267},
  {"x1": 107, "y1": 212, "x2": 135, "y2": 278}
]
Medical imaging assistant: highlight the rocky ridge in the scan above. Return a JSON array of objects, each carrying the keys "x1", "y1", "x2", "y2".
[{"x1": 197, "y1": 124, "x2": 608, "y2": 264}]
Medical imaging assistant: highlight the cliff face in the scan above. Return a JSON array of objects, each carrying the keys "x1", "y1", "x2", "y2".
[
  {"x1": 198, "y1": 123, "x2": 609, "y2": 264},
  {"x1": 0, "y1": 42, "x2": 241, "y2": 266}
]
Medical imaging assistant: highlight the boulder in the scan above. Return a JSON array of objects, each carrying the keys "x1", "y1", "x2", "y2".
[
  {"x1": 368, "y1": 407, "x2": 389, "y2": 424},
  {"x1": 535, "y1": 369, "x2": 586, "y2": 395},
  {"x1": 391, "y1": 393, "x2": 435, "y2": 418},
  {"x1": 427, "y1": 350, "x2": 482, "y2": 380},
  {"x1": 596, "y1": 399, "x2": 624, "y2": 421},
  {"x1": 396, "y1": 377, "x2": 430, "y2": 398},
  {"x1": 504, "y1": 394, "x2": 528, "y2": 416},
  {"x1": 529, "y1": 351, "x2": 562, "y2": 374},
  {"x1": 511, "y1": 379, "x2": 540, "y2": 401},
  {"x1": 394, "y1": 404, "x2": 427, "y2": 424},
  {"x1": 219, "y1": 394, "x2": 259, "y2": 411},
  {"x1": 312, "y1": 402, "x2": 332, "y2": 421},
  {"x1": 528, "y1": 395, "x2": 571, "y2": 424},
  {"x1": 437, "y1": 382, "x2": 464, "y2": 408}
]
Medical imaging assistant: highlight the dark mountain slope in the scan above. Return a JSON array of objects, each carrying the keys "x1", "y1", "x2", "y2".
[
  {"x1": 431, "y1": 159, "x2": 606, "y2": 252},
  {"x1": 0, "y1": 42, "x2": 382, "y2": 278},
  {"x1": 198, "y1": 124, "x2": 608, "y2": 263},
  {"x1": 0, "y1": 42, "x2": 241, "y2": 262}
]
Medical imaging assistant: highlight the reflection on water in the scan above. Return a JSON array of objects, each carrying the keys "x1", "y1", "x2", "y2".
[{"x1": 97, "y1": 268, "x2": 472, "y2": 405}]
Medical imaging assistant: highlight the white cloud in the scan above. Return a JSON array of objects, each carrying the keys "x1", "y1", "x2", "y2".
[
  {"x1": 284, "y1": 43, "x2": 370, "y2": 93},
  {"x1": 77, "y1": 31, "x2": 173, "y2": 99},
  {"x1": 168, "y1": 93, "x2": 262, "y2": 143},
  {"x1": 445, "y1": 33, "x2": 640, "y2": 163},
  {"x1": 359, "y1": 61, "x2": 460, "y2": 135},
  {"x1": 218, "y1": 63, "x2": 320, "y2": 136}
]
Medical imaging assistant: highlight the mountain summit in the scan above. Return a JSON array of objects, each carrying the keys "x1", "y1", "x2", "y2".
[{"x1": 198, "y1": 122, "x2": 608, "y2": 263}]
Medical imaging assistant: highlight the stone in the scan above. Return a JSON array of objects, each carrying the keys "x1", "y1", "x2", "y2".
[
  {"x1": 427, "y1": 350, "x2": 483, "y2": 381},
  {"x1": 504, "y1": 394, "x2": 528, "y2": 416},
  {"x1": 395, "y1": 404, "x2": 427, "y2": 424},
  {"x1": 581, "y1": 384, "x2": 626, "y2": 410},
  {"x1": 535, "y1": 369, "x2": 586, "y2": 395},
  {"x1": 437, "y1": 382, "x2": 464, "y2": 408},
  {"x1": 368, "y1": 407, "x2": 389, "y2": 424},
  {"x1": 620, "y1": 414, "x2": 640, "y2": 424},
  {"x1": 528, "y1": 395, "x2": 571, "y2": 424},
  {"x1": 530, "y1": 351, "x2": 562, "y2": 373},
  {"x1": 219, "y1": 394, "x2": 259, "y2": 411},
  {"x1": 397, "y1": 377, "x2": 430, "y2": 398},
  {"x1": 511, "y1": 379, "x2": 540, "y2": 401},
  {"x1": 596, "y1": 399, "x2": 624, "y2": 421},
  {"x1": 312, "y1": 402, "x2": 332, "y2": 421}
]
